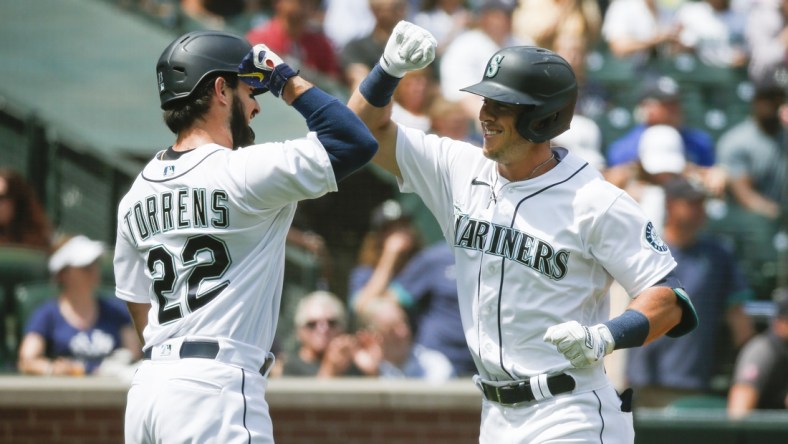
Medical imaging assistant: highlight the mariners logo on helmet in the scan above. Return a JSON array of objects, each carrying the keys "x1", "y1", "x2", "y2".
[{"x1": 486, "y1": 54, "x2": 504, "y2": 78}]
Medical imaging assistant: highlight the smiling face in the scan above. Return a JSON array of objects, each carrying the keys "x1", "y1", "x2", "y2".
[{"x1": 478, "y1": 98, "x2": 528, "y2": 164}]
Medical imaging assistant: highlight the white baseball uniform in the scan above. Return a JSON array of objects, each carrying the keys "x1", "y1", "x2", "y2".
[
  {"x1": 393, "y1": 124, "x2": 677, "y2": 443},
  {"x1": 114, "y1": 136, "x2": 336, "y2": 443}
]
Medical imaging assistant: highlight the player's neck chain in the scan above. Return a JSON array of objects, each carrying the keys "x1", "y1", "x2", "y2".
[
  {"x1": 487, "y1": 151, "x2": 558, "y2": 206},
  {"x1": 525, "y1": 151, "x2": 558, "y2": 180}
]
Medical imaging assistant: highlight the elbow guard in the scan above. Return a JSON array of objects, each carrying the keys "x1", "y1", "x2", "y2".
[
  {"x1": 653, "y1": 270, "x2": 699, "y2": 337},
  {"x1": 666, "y1": 287, "x2": 698, "y2": 337}
]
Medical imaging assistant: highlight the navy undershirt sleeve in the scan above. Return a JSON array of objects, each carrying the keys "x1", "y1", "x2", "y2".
[{"x1": 291, "y1": 87, "x2": 378, "y2": 182}]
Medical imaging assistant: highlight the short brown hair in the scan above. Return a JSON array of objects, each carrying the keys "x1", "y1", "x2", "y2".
[{"x1": 163, "y1": 74, "x2": 238, "y2": 134}]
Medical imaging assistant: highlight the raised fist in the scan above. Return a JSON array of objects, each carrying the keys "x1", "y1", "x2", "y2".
[{"x1": 380, "y1": 21, "x2": 438, "y2": 78}]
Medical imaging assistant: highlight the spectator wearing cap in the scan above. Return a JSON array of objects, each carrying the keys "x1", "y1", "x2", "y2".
[
  {"x1": 17, "y1": 235, "x2": 141, "y2": 376},
  {"x1": 626, "y1": 176, "x2": 756, "y2": 408},
  {"x1": 728, "y1": 287, "x2": 788, "y2": 417},
  {"x1": 606, "y1": 124, "x2": 686, "y2": 234},
  {"x1": 605, "y1": 76, "x2": 716, "y2": 169}
]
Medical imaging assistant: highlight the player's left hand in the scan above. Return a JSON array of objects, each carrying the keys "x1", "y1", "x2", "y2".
[
  {"x1": 543, "y1": 321, "x2": 615, "y2": 368},
  {"x1": 238, "y1": 44, "x2": 298, "y2": 98}
]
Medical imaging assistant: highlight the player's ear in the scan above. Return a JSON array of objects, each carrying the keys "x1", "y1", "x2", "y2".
[{"x1": 214, "y1": 77, "x2": 230, "y2": 105}]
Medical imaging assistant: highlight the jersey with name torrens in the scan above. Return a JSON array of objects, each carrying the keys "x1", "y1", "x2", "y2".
[
  {"x1": 114, "y1": 137, "x2": 336, "y2": 353},
  {"x1": 394, "y1": 125, "x2": 677, "y2": 381}
]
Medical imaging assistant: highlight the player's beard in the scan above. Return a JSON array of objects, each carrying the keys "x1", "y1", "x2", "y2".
[{"x1": 230, "y1": 93, "x2": 255, "y2": 149}]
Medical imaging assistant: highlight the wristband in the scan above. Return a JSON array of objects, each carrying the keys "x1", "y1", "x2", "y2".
[
  {"x1": 269, "y1": 63, "x2": 299, "y2": 98},
  {"x1": 603, "y1": 309, "x2": 650, "y2": 350},
  {"x1": 359, "y1": 64, "x2": 402, "y2": 107}
]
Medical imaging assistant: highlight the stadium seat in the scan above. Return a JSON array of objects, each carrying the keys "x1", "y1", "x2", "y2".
[
  {"x1": 0, "y1": 246, "x2": 49, "y2": 300},
  {"x1": 0, "y1": 287, "x2": 8, "y2": 372},
  {"x1": 14, "y1": 281, "x2": 58, "y2": 337},
  {"x1": 101, "y1": 249, "x2": 115, "y2": 288},
  {"x1": 0, "y1": 246, "x2": 49, "y2": 371},
  {"x1": 665, "y1": 394, "x2": 728, "y2": 411}
]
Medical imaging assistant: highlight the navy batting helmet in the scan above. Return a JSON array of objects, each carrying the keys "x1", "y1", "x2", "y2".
[
  {"x1": 461, "y1": 46, "x2": 577, "y2": 143},
  {"x1": 156, "y1": 31, "x2": 252, "y2": 109}
]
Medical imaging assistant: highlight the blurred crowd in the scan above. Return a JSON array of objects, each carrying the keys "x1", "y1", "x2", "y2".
[{"x1": 1, "y1": 0, "x2": 786, "y2": 417}]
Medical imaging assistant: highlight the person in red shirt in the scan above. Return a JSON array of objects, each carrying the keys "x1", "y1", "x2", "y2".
[{"x1": 246, "y1": 0, "x2": 341, "y2": 81}]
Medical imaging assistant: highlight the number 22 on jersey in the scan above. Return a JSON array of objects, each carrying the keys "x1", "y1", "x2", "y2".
[{"x1": 147, "y1": 234, "x2": 231, "y2": 324}]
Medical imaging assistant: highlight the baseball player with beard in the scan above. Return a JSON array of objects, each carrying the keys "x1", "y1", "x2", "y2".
[
  {"x1": 114, "y1": 30, "x2": 376, "y2": 443},
  {"x1": 348, "y1": 21, "x2": 699, "y2": 443}
]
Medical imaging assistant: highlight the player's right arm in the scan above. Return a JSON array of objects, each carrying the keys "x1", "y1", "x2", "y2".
[
  {"x1": 347, "y1": 21, "x2": 437, "y2": 179},
  {"x1": 240, "y1": 45, "x2": 378, "y2": 184},
  {"x1": 125, "y1": 302, "x2": 150, "y2": 347}
]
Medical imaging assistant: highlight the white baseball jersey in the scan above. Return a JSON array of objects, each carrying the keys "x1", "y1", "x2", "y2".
[
  {"x1": 114, "y1": 135, "x2": 337, "y2": 363},
  {"x1": 394, "y1": 124, "x2": 676, "y2": 389}
]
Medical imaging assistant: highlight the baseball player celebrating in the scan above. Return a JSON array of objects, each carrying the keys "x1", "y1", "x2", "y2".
[
  {"x1": 347, "y1": 21, "x2": 699, "y2": 443},
  {"x1": 114, "y1": 31, "x2": 377, "y2": 443}
]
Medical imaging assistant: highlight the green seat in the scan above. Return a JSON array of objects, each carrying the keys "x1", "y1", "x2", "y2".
[
  {"x1": 0, "y1": 247, "x2": 49, "y2": 371},
  {"x1": 666, "y1": 394, "x2": 728, "y2": 411},
  {"x1": 0, "y1": 287, "x2": 9, "y2": 372},
  {"x1": 100, "y1": 248, "x2": 115, "y2": 288},
  {"x1": 0, "y1": 246, "x2": 49, "y2": 302},
  {"x1": 14, "y1": 281, "x2": 59, "y2": 347}
]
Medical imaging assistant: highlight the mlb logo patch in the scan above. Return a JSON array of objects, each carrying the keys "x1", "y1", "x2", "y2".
[
  {"x1": 163, "y1": 165, "x2": 175, "y2": 176},
  {"x1": 159, "y1": 344, "x2": 172, "y2": 357}
]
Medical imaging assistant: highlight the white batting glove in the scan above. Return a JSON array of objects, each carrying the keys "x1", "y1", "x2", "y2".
[
  {"x1": 543, "y1": 321, "x2": 615, "y2": 368},
  {"x1": 238, "y1": 44, "x2": 297, "y2": 98},
  {"x1": 379, "y1": 21, "x2": 437, "y2": 78},
  {"x1": 251, "y1": 44, "x2": 284, "y2": 71}
]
